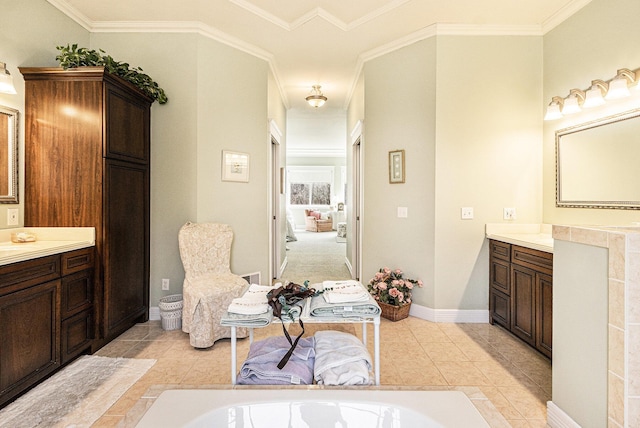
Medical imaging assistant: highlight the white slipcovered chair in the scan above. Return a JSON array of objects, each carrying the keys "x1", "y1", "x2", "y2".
[{"x1": 179, "y1": 222, "x2": 248, "y2": 348}]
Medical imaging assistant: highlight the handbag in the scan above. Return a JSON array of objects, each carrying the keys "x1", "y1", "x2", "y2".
[{"x1": 267, "y1": 281, "x2": 319, "y2": 369}]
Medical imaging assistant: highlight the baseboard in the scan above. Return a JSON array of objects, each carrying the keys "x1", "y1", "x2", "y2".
[
  {"x1": 149, "y1": 306, "x2": 161, "y2": 321},
  {"x1": 409, "y1": 303, "x2": 489, "y2": 323},
  {"x1": 546, "y1": 401, "x2": 581, "y2": 428},
  {"x1": 345, "y1": 257, "x2": 353, "y2": 277}
]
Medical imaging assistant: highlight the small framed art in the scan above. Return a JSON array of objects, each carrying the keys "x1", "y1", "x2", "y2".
[
  {"x1": 222, "y1": 150, "x2": 250, "y2": 182},
  {"x1": 389, "y1": 149, "x2": 405, "y2": 184}
]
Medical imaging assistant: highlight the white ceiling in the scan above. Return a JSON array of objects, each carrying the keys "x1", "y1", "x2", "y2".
[{"x1": 47, "y1": 0, "x2": 591, "y2": 154}]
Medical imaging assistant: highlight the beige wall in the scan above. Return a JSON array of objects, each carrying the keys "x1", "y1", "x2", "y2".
[
  {"x1": 434, "y1": 35, "x2": 543, "y2": 309},
  {"x1": 361, "y1": 35, "x2": 542, "y2": 310},
  {"x1": 543, "y1": 0, "x2": 640, "y2": 225},
  {"x1": 363, "y1": 37, "x2": 437, "y2": 307}
]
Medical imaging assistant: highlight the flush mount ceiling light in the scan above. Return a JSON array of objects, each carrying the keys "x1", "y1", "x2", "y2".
[
  {"x1": 0, "y1": 62, "x2": 17, "y2": 94},
  {"x1": 306, "y1": 85, "x2": 327, "y2": 108},
  {"x1": 544, "y1": 66, "x2": 640, "y2": 120}
]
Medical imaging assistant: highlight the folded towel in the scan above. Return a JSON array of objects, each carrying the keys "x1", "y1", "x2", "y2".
[
  {"x1": 227, "y1": 283, "x2": 278, "y2": 315},
  {"x1": 322, "y1": 281, "x2": 369, "y2": 304},
  {"x1": 314, "y1": 330, "x2": 372, "y2": 385},
  {"x1": 220, "y1": 309, "x2": 273, "y2": 327},
  {"x1": 237, "y1": 336, "x2": 315, "y2": 385},
  {"x1": 227, "y1": 298, "x2": 269, "y2": 315},
  {"x1": 310, "y1": 292, "x2": 381, "y2": 318}
]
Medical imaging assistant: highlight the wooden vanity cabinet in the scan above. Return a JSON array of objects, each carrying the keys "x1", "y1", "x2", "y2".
[
  {"x1": 0, "y1": 248, "x2": 94, "y2": 408},
  {"x1": 20, "y1": 67, "x2": 151, "y2": 348},
  {"x1": 489, "y1": 239, "x2": 553, "y2": 358}
]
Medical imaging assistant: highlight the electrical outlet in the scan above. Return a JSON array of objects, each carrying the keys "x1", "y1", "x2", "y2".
[
  {"x1": 7, "y1": 208, "x2": 18, "y2": 226},
  {"x1": 503, "y1": 207, "x2": 517, "y2": 220},
  {"x1": 461, "y1": 207, "x2": 474, "y2": 220},
  {"x1": 162, "y1": 278, "x2": 170, "y2": 290},
  {"x1": 397, "y1": 207, "x2": 408, "y2": 218}
]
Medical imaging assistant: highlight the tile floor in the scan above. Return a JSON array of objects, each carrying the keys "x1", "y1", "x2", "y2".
[{"x1": 92, "y1": 317, "x2": 551, "y2": 427}]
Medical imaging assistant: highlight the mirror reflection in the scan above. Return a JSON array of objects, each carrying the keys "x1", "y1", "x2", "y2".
[
  {"x1": 0, "y1": 105, "x2": 18, "y2": 203},
  {"x1": 556, "y1": 108, "x2": 640, "y2": 209}
]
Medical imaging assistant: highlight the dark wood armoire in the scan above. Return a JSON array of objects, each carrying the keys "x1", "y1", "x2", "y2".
[{"x1": 20, "y1": 67, "x2": 151, "y2": 347}]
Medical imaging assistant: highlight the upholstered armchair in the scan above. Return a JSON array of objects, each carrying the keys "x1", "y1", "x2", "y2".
[
  {"x1": 179, "y1": 222, "x2": 248, "y2": 348},
  {"x1": 304, "y1": 209, "x2": 333, "y2": 232}
]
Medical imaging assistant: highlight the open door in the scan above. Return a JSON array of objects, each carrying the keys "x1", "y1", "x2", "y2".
[{"x1": 350, "y1": 121, "x2": 363, "y2": 281}]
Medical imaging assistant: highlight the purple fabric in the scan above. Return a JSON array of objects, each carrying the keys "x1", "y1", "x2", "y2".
[{"x1": 237, "y1": 336, "x2": 315, "y2": 385}]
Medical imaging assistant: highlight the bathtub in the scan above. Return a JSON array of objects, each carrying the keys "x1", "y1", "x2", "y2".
[{"x1": 136, "y1": 389, "x2": 490, "y2": 427}]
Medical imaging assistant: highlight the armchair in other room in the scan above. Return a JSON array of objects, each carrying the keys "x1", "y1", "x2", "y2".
[
  {"x1": 178, "y1": 222, "x2": 248, "y2": 348},
  {"x1": 304, "y1": 209, "x2": 333, "y2": 232}
]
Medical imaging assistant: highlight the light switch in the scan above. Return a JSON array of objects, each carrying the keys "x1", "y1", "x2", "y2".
[
  {"x1": 461, "y1": 207, "x2": 474, "y2": 220},
  {"x1": 397, "y1": 207, "x2": 408, "y2": 218}
]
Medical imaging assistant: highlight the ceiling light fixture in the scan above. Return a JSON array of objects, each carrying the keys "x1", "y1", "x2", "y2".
[
  {"x1": 306, "y1": 85, "x2": 327, "y2": 108},
  {"x1": 0, "y1": 62, "x2": 17, "y2": 94},
  {"x1": 544, "y1": 66, "x2": 640, "y2": 120}
]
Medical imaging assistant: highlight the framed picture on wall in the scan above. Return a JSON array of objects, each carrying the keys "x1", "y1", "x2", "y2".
[
  {"x1": 222, "y1": 150, "x2": 250, "y2": 182},
  {"x1": 389, "y1": 149, "x2": 405, "y2": 184}
]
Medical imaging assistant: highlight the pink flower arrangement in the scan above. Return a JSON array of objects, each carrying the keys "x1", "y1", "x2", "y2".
[{"x1": 366, "y1": 267, "x2": 423, "y2": 306}]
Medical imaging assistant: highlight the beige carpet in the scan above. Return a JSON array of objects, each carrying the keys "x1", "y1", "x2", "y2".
[
  {"x1": 282, "y1": 230, "x2": 351, "y2": 284},
  {"x1": 0, "y1": 355, "x2": 155, "y2": 428}
]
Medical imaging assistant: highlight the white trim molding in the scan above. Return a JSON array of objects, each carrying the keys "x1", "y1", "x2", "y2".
[
  {"x1": 409, "y1": 303, "x2": 489, "y2": 323},
  {"x1": 547, "y1": 401, "x2": 582, "y2": 428},
  {"x1": 149, "y1": 306, "x2": 161, "y2": 321}
]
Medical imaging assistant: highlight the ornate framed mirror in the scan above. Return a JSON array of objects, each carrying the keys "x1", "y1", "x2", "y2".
[
  {"x1": 556, "y1": 108, "x2": 640, "y2": 209},
  {"x1": 0, "y1": 105, "x2": 18, "y2": 203}
]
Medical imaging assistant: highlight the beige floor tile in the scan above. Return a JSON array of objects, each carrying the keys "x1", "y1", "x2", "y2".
[
  {"x1": 434, "y1": 361, "x2": 493, "y2": 386},
  {"x1": 48, "y1": 316, "x2": 553, "y2": 427}
]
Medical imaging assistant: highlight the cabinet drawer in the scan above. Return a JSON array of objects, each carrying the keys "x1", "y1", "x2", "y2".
[
  {"x1": 0, "y1": 255, "x2": 60, "y2": 296},
  {"x1": 489, "y1": 288, "x2": 510, "y2": 328},
  {"x1": 61, "y1": 310, "x2": 93, "y2": 364},
  {"x1": 511, "y1": 245, "x2": 553, "y2": 275},
  {"x1": 490, "y1": 240, "x2": 511, "y2": 262},
  {"x1": 61, "y1": 269, "x2": 93, "y2": 319},
  {"x1": 61, "y1": 248, "x2": 95, "y2": 276},
  {"x1": 490, "y1": 258, "x2": 511, "y2": 296}
]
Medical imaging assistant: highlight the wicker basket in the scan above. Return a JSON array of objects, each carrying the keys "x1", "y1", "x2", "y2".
[
  {"x1": 159, "y1": 294, "x2": 183, "y2": 311},
  {"x1": 379, "y1": 301, "x2": 411, "y2": 322},
  {"x1": 160, "y1": 309, "x2": 182, "y2": 331}
]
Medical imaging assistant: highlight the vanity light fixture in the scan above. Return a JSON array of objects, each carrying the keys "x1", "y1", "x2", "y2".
[
  {"x1": 583, "y1": 80, "x2": 607, "y2": 108},
  {"x1": 0, "y1": 62, "x2": 17, "y2": 94},
  {"x1": 544, "y1": 66, "x2": 640, "y2": 120},
  {"x1": 305, "y1": 85, "x2": 327, "y2": 108},
  {"x1": 605, "y1": 68, "x2": 636, "y2": 100},
  {"x1": 561, "y1": 89, "x2": 585, "y2": 115},
  {"x1": 544, "y1": 96, "x2": 564, "y2": 121}
]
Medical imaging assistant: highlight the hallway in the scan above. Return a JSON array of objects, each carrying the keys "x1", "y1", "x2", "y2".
[{"x1": 281, "y1": 229, "x2": 351, "y2": 285}]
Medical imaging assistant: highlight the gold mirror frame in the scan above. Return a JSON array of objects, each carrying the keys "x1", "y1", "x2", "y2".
[
  {"x1": 556, "y1": 108, "x2": 640, "y2": 209},
  {"x1": 0, "y1": 105, "x2": 18, "y2": 203}
]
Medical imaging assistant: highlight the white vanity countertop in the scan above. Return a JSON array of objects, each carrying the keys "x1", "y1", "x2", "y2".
[
  {"x1": 485, "y1": 223, "x2": 553, "y2": 253},
  {"x1": 0, "y1": 227, "x2": 95, "y2": 266}
]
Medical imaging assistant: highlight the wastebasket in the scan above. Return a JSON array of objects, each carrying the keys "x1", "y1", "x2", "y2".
[{"x1": 159, "y1": 294, "x2": 183, "y2": 331}]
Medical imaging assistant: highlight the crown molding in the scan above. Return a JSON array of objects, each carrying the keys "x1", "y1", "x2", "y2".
[
  {"x1": 542, "y1": 0, "x2": 593, "y2": 33},
  {"x1": 228, "y1": 0, "x2": 411, "y2": 32},
  {"x1": 46, "y1": 0, "x2": 93, "y2": 30}
]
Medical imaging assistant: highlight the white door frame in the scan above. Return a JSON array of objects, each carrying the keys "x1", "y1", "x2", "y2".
[
  {"x1": 350, "y1": 121, "x2": 363, "y2": 281},
  {"x1": 269, "y1": 120, "x2": 283, "y2": 281}
]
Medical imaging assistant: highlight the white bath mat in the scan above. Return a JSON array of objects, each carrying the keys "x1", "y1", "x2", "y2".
[{"x1": 0, "y1": 355, "x2": 156, "y2": 428}]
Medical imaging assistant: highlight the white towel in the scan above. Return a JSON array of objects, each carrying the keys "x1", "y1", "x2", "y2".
[
  {"x1": 314, "y1": 330, "x2": 372, "y2": 386},
  {"x1": 227, "y1": 283, "x2": 277, "y2": 315},
  {"x1": 322, "y1": 280, "x2": 369, "y2": 304}
]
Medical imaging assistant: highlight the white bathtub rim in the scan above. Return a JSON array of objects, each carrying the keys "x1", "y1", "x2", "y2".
[{"x1": 135, "y1": 389, "x2": 490, "y2": 427}]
